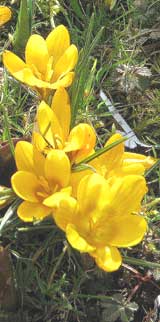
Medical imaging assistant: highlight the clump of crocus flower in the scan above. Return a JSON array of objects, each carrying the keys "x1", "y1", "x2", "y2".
[
  {"x1": 11, "y1": 133, "x2": 149, "y2": 272},
  {"x1": 3, "y1": 25, "x2": 78, "y2": 100},
  {"x1": 2, "y1": 21, "x2": 155, "y2": 273}
]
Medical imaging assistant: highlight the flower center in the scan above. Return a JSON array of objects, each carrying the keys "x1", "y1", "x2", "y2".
[{"x1": 36, "y1": 176, "x2": 51, "y2": 200}]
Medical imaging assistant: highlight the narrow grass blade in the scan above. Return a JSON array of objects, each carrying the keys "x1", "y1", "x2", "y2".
[
  {"x1": 70, "y1": 14, "x2": 104, "y2": 127},
  {"x1": 0, "y1": 199, "x2": 20, "y2": 235},
  {"x1": 145, "y1": 159, "x2": 160, "y2": 177},
  {"x1": 123, "y1": 256, "x2": 160, "y2": 269},
  {"x1": 72, "y1": 136, "x2": 126, "y2": 170},
  {"x1": 2, "y1": 106, "x2": 15, "y2": 157}
]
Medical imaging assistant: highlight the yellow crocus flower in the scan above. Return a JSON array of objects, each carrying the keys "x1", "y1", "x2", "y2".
[
  {"x1": 0, "y1": 6, "x2": 11, "y2": 27},
  {"x1": 3, "y1": 25, "x2": 78, "y2": 99},
  {"x1": 70, "y1": 133, "x2": 155, "y2": 196},
  {"x1": 96, "y1": 133, "x2": 156, "y2": 178},
  {"x1": 54, "y1": 173, "x2": 148, "y2": 272},
  {"x1": 11, "y1": 141, "x2": 74, "y2": 222},
  {"x1": 33, "y1": 88, "x2": 96, "y2": 164}
]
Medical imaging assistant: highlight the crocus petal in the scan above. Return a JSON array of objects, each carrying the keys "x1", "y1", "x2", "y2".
[
  {"x1": 51, "y1": 88, "x2": 71, "y2": 140},
  {"x1": 70, "y1": 168, "x2": 92, "y2": 198},
  {"x1": 18, "y1": 201, "x2": 51, "y2": 222},
  {"x1": 99, "y1": 133, "x2": 124, "y2": 174},
  {"x1": 43, "y1": 187, "x2": 72, "y2": 208},
  {"x1": 123, "y1": 152, "x2": 156, "y2": 170},
  {"x1": 66, "y1": 224, "x2": 95, "y2": 252},
  {"x1": 25, "y1": 34, "x2": 49, "y2": 75},
  {"x1": 36, "y1": 101, "x2": 58, "y2": 147},
  {"x1": 94, "y1": 214, "x2": 147, "y2": 247},
  {"x1": 53, "y1": 45, "x2": 78, "y2": 81},
  {"x1": 53, "y1": 197, "x2": 77, "y2": 231},
  {"x1": 33, "y1": 146, "x2": 46, "y2": 177},
  {"x1": 77, "y1": 173, "x2": 107, "y2": 215},
  {"x1": 3, "y1": 51, "x2": 26, "y2": 76},
  {"x1": 105, "y1": 175, "x2": 148, "y2": 216},
  {"x1": 91, "y1": 246, "x2": 122, "y2": 272},
  {"x1": 0, "y1": 6, "x2": 11, "y2": 26},
  {"x1": 15, "y1": 141, "x2": 34, "y2": 173},
  {"x1": 11, "y1": 171, "x2": 40, "y2": 202},
  {"x1": 46, "y1": 25, "x2": 70, "y2": 65},
  {"x1": 114, "y1": 164, "x2": 145, "y2": 176},
  {"x1": 32, "y1": 132, "x2": 47, "y2": 152},
  {"x1": 65, "y1": 123, "x2": 96, "y2": 162},
  {"x1": 51, "y1": 72, "x2": 75, "y2": 89},
  {"x1": 45, "y1": 150, "x2": 71, "y2": 187},
  {"x1": 18, "y1": 68, "x2": 54, "y2": 88}
]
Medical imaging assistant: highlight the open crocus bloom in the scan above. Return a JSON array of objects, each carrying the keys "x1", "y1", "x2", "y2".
[
  {"x1": 33, "y1": 88, "x2": 96, "y2": 163},
  {"x1": 53, "y1": 173, "x2": 148, "y2": 272},
  {"x1": 70, "y1": 133, "x2": 155, "y2": 197},
  {"x1": 95, "y1": 133, "x2": 155, "y2": 178},
  {"x1": 11, "y1": 141, "x2": 73, "y2": 222},
  {"x1": 0, "y1": 6, "x2": 11, "y2": 26},
  {"x1": 3, "y1": 25, "x2": 78, "y2": 99}
]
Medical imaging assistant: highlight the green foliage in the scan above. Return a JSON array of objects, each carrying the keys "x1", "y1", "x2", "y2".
[
  {"x1": 101, "y1": 294, "x2": 138, "y2": 322},
  {"x1": 70, "y1": 13, "x2": 104, "y2": 127},
  {"x1": 13, "y1": 0, "x2": 33, "y2": 56}
]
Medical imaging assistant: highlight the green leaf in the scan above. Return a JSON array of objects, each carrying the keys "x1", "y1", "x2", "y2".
[
  {"x1": 124, "y1": 256, "x2": 160, "y2": 269},
  {"x1": 101, "y1": 294, "x2": 138, "y2": 322},
  {"x1": 13, "y1": 0, "x2": 34, "y2": 56},
  {"x1": 70, "y1": 0, "x2": 84, "y2": 20},
  {"x1": 72, "y1": 163, "x2": 97, "y2": 173}
]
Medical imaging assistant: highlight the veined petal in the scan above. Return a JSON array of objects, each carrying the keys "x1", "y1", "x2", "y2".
[
  {"x1": 53, "y1": 197, "x2": 77, "y2": 231},
  {"x1": 65, "y1": 123, "x2": 96, "y2": 162},
  {"x1": 11, "y1": 171, "x2": 39, "y2": 202},
  {"x1": 90, "y1": 246, "x2": 122, "y2": 272},
  {"x1": 77, "y1": 173, "x2": 107, "y2": 215},
  {"x1": 3, "y1": 51, "x2": 26, "y2": 75},
  {"x1": 51, "y1": 72, "x2": 75, "y2": 89},
  {"x1": 0, "y1": 6, "x2": 11, "y2": 26},
  {"x1": 66, "y1": 224, "x2": 95, "y2": 252},
  {"x1": 33, "y1": 146, "x2": 46, "y2": 177},
  {"x1": 115, "y1": 164, "x2": 145, "y2": 176},
  {"x1": 70, "y1": 168, "x2": 92, "y2": 198},
  {"x1": 51, "y1": 88, "x2": 71, "y2": 140},
  {"x1": 53, "y1": 45, "x2": 78, "y2": 81},
  {"x1": 99, "y1": 133, "x2": 124, "y2": 173},
  {"x1": 45, "y1": 150, "x2": 71, "y2": 187},
  {"x1": 18, "y1": 201, "x2": 51, "y2": 222},
  {"x1": 25, "y1": 34, "x2": 49, "y2": 75},
  {"x1": 46, "y1": 25, "x2": 70, "y2": 65},
  {"x1": 100, "y1": 175, "x2": 147, "y2": 220},
  {"x1": 36, "y1": 101, "x2": 56, "y2": 147},
  {"x1": 105, "y1": 175, "x2": 148, "y2": 216},
  {"x1": 18, "y1": 68, "x2": 53, "y2": 88},
  {"x1": 123, "y1": 152, "x2": 156, "y2": 170},
  {"x1": 15, "y1": 141, "x2": 34, "y2": 172},
  {"x1": 94, "y1": 214, "x2": 147, "y2": 248},
  {"x1": 43, "y1": 187, "x2": 72, "y2": 208},
  {"x1": 32, "y1": 132, "x2": 47, "y2": 152}
]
